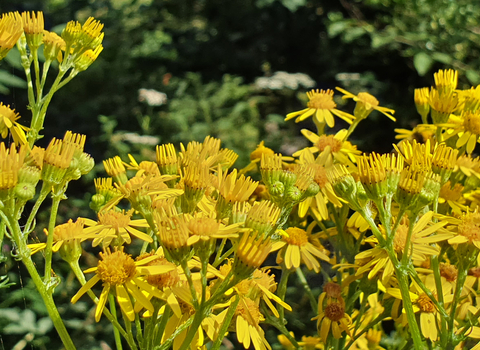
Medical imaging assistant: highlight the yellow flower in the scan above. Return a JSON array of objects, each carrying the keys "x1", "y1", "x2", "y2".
[
  {"x1": 28, "y1": 218, "x2": 85, "y2": 257},
  {"x1": 429, "y1": 88, "x2": 459, "y2": 124},
  {"x1": 234, "y1": 231, "x2": 272, "y2": 276},
  {"x1": 217, "y1": 168, "x2": 258, "y2": 203},
  {"x1": 21, "y1": 11, "x2": 44, "y2": 49},
  {"x1": 296, "y1": 149, "x2": 342, "y2": 220},
  {"x1": 434, "y1": 69, "x2": 458, "y2": 96},
  {"x1": 355, "y1": 212, "x2": 452, "y2": 284},
  {"x1": 43, "y1": 30, "x2": 65, "y2": 62},
  {"x1": 336, "y1": 87, "x2": 395, "y2": 121},
  {"x1": 0, "y1": 103, "x2": 29, "y2": 145},
  {"x1": 73, "y1": 45, "x2": 103, "y2": 72},
  {"x1": 233, "y1": 296, "x2": 271, "y2": 350},
  {"x1": 0, "y1": 143, "x2": 27, "y2": 191},
  {"x1": 285, "y1": 89, "x2": 355, "y2": 127},
  {"x1": 241, "y1": 141, "x2": 293, "y2": 175},
  {"x1": 71, "y1": 246, "x2": 175, "y2": 322},
  {"x1": 313, "y1": 291, "x2": 352, "y2": 343},
  {"x1": 414, "y1": 87, "x2": 431, "y2": 122},
  {"x1": 295, "y1": 129, "x2": 360, "y2": 167},
  {"x1": 395, "y1": 124, "x2": 436, "y2": 144},
  {"x1": 156, "y1": 143, "x2": 178, "y2": 176},
  {"x1": 0, "y1": 12, "x2": 23, "y2": 60},
  {"x1": 185, "y1": 214, "x2": 241, "y2": 245},
  {"x1": 447, "y1": 209, "x2": 480, "y2": 249},
  {"x1": 438, "y1": 181, "x2": 467, "y2": 214},
  {"x1": 272, "y1": 227, "x2": 330, "y2": 272},
  {"x1": 82, "y1": 209, "x2": 152, "y2": 247}
]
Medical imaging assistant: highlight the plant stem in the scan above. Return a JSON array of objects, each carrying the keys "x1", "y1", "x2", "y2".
[
  {"x1": 109, "y1": 294, "x2": 123, "y2": 350},
  {"x1": 44, "y1": 190, "x2": 63, "y2": 282},
  {"x1": 295, "y1": 267, "x2": 317, "y2": 312},
  {"x1": 211, "y1": 296, "x2": 240, "y2": 350}
]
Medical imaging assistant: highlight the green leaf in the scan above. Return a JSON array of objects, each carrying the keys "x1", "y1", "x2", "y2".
[
  {"x1": 466, "y1": 70, "x2": 480, "y2": 85},
  {"x1": 413, "y1": 52, "x2": 433, "y2": 76},
  {"x1": 0, "y1": 70, "x2": 27, "y2": 88},
  {"x1": 328, "y1": 21, "x2": 349, "y2": 38},
  {"x1": 3, "y1": 47, "x2": 23, "y2": 69},
  {"x1": 431, "y1": 52, "x2": 452, "y2": 64}
]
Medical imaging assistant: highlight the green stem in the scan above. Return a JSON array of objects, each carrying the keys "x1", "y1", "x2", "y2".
[
  {"x1": 295, "y1": 267, "x2": 317, "y2": 312},
  {"x1": 180, "y1": 260, "x2": 199, "y2": 308},
  {"x1": 401, "y1": 213, "x2": 417, "y2": 266},
  {"x1": 135, "y1": 313, "x2": 144, "y2": 347},
  {"x1": 210, "y1": 296, "x2": 240, "y2": 350},
  {"x1": 32, "y1": 49, "x2": 41, "y2": 101},
  {"x1": 24, "y1": 183, "x2": 50, "y2": 234},
  {"x1": 155, "y1": 315, "x2": 194, "y2": 350},
  {"x1": 44, "y1": 191, "x2": 63, "y2": 282},
  {"x1": 277, "y1": 267, "x2": 293, "y2": 322},
  {"x1": 69, "y1": 261, "x2": 136, "y2": 350},
  {"x1": 9, "y1": 219, "x2": 76, "y2": 350},
  {"x1": 262, "y1": 304, "x2": 300, "y2": 349},
  {"x1": 109, "y1": 294, "x2": 123, "y2": 350},
  {"x1": 151, "y1": 305, "x2": 170, "y2": 349}
]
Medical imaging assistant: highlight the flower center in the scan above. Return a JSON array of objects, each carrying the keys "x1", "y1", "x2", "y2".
[
  {"x1": 468, "y1": 267, "x2": 480, "y2": 278},
  {"x1": 53, "y1": 218, "x2": 85, "y2": 241},
  {"x1": 458, "y1": 211, "x2": 480, "y2": 243},
  {"x1": 439, "y1": 263, "x2": 458, "y2": 282},
  {"x1": 140, "y1": 254, "x2": 180, "y2": 288},
  {"x1": 393, "y1": 224, "x2": 413, "y2": 253},
  {"x1": 307, "y1": 89, "x2": 336, "y2": 110},
  {"x1": 357, "y1": 92, "x2": 379, "y2": 109},
  {"x1": 139, "y1": 161, "x2": 160, "y2": 176},
  {"x1": 439, "y1": 182, "x2": 463, "y2": 202},
  {"x1": 463, "y1": 111, "x2": 480, "y2": 135},
  {"x1": 312, "y1": 164, "x2": 329, "y2": 188},
  {"x1": 416, "y1": 293, "x2": 436, "y2": 313},
  {"x1": 316, "y1": 135, "x2": 342, "y2": 153},
  {"x1": 284, "y1": 227, "x2": 309, "y2": 246},
  {"x1": 323, "y1": 282, "x2": 342, "y2": 299},
  {"x1": 188, "y1": 217, "x2": 219, "y2": 237},
  {"x1": 324, "y1": 301, "x2": 345, "y2": 322},
  {"x1": 235, "y1": 298, "x2": 262, "y2": 326},
  {"x1": 97, "y1": 248, "x2": 136, "y2": 285},
  {"x1": 99, "y1": 209, "x2": 132, "y2": 230}
]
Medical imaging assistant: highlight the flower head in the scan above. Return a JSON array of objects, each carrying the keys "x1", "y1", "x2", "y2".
[
  {"x1": 336, "y1": 87, "x2": 395, "y2": 121},
  {"x1": 71, "y1": 247, "x2": 175, "y2": 322},
  {"x1": 285, "y1": 89, "x2": 355, "y2": 127},
  {"x1": 0, "y1": 12, "x2": 23, "y2": 60},
  {"x1": 0, "y1": 103, "x2": 28, "y2": 145}
]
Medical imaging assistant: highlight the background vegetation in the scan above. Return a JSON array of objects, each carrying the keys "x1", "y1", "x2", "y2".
[{"x1": 1, "y1": 0, "x2": 480, "y2": 348}]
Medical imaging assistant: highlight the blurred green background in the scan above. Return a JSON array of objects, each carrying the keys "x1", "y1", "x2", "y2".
[{"x1": 1, "y1": 0, "x2": 480, "y2": 348}]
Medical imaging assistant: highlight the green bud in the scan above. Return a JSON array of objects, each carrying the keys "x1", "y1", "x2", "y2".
[{"x1": 14, "y1": 183, "x2": 36, "y2": 201}]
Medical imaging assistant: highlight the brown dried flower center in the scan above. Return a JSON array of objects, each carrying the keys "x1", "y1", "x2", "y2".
[
  {"x1": 324, "y1": 302, "x2": 345, "y2": 322},
  {"x1": 439, "y1": 263, "x2": 458, "y2": 282},
  {"x1": 417, "y1": 293, "x2": 436, "y2": 313}
]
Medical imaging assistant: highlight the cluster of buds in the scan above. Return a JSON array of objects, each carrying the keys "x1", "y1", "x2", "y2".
[{"x1": 260, "y1": 153, "x2": 320, "y2": 209}]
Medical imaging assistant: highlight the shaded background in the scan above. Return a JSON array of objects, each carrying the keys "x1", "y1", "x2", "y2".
[{"x1": 1, "y1": 0, "x2": 480, "y2": 348}]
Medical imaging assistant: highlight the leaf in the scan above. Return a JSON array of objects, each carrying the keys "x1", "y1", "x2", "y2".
[
  {"x1": 3, "y1": 47, "x2": 23, "y2": 69},
  {"x1": 328, "y1": 21, "x2": 349, "y2": 38},
  {"x1": 431, "y1": 52, "x2": 452, "y2": 64},
  {"x1": 413, "y1": 52, "x2": 433, "y2": 76},
  {"x1": 0, "y1": 70, "x2": 27, "y2": 88},
  {"x1": 36, "y1": 317, "x2": 53, "y2": 334},
  {"x1": 466, "y1": 70, "x2": 480, "y2": 85}
]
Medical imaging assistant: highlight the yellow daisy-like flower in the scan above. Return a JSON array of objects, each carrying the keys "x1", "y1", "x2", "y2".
[
  {"x1": 386, "y1": 278, "x2": 450, "y2": 341},
  {"x1": 233, "y1": 296, "x2": 271, "y2": 350},
  {"x1": 21, "y1": 11, "x2": 44, "y2": 49},
  {"x1": 395, "y1": 124, "x2": 436, "y2": 144},
  {"x1": 313, "y1": 291, "x2": 352, "y2": 343},
  {"x1": 71, "y1": 246, "x2": 175, "y2": 322},
  {"x1": 336, "y1": 87, "x2": 395, "y2": 121},
  {"x1": 438, "y1": 180, "x2": 467, "y2": 214},
  {"x1": 355, "y1": 212, "x2": 452, "y2": 284},
  {"x1": 28, "y1": 218, "x2": 85, "y2": 256},
  {"x1": 285, "y1": 89, "x2": 355, "y2": 127},
  {"x1": 240, "y1": 141, "x2": 293, "y2": 175},
  {"x1": 447, "y1": 209, "x2": 480, "y2": 249},
  {"x1": 156, "y1": 143, "x2": 178, "y2": 176},
  {"x1": 429, "y1": 88, "x2": 459, "y2": 124},
  {"x1": 441, "y1": 110, "x2": 480, "y2": 154},
  {"x1": 454, "y1": 154, "x2": 480, "y2": 179},
  {"x1": 294, "y1": 129, "x2": 360, "y2": 167},
  {"x1": 296, "y1": 149, "x2": 342, "y2": 220},
  {"x1": 0, "y1": 143, "x2": 27, "y2": 190},
  {"x1": 0, "y1": 12, "x2": 23, "y2": 60},
  {"x1": 0, "y1": 103, "x2": 29, "y2": 146},
  {"x1": 82, "y1": 209, "x2": 152, "y2": 247},
  {"x1": 217, "y1": 168, "x2": 258, "y2": 203},
  {"x1": 414, "y1": 87, "x2": 431, "y2": 123},
  {"x1": 185, "y1": 214, "x2": 241, "y2": 245},
  {"x1": 272, "y1": 227, "x2": 330, "y2": 272}
]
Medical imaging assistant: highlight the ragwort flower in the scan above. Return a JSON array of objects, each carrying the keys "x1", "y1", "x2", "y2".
[
  {"x1": 336, "y1": 87, "x2": 395, "y2": 121},
  {"x1": 285, "y1": 89, "x2": 355, "y2": 127},
  {"x1": 71, "y1": 246, "x2": 175, "y2": 322}
]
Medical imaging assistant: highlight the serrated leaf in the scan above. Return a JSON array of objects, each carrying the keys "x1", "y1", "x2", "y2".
[
  {"x1": 466, "y1": 70, "x2": 480, "y2": 85},
  {"x1": 413, "y1": 52, "x2": 433, "y2": 76},
  {"x1": 0, "y1": 70, "x2": 26, "y2": 88}
]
